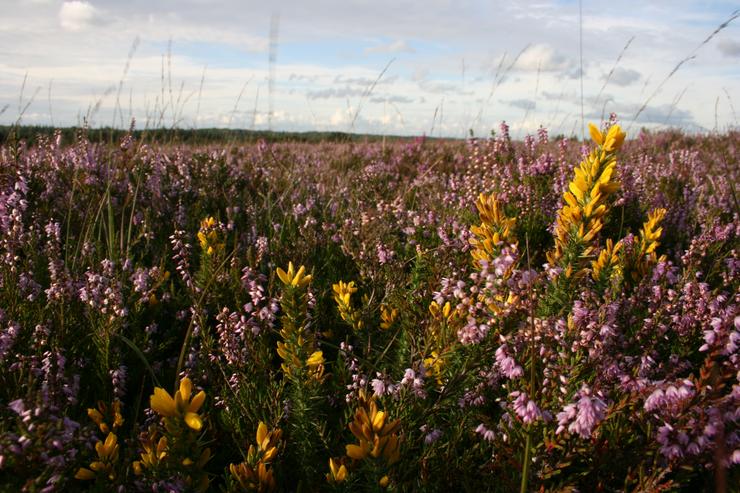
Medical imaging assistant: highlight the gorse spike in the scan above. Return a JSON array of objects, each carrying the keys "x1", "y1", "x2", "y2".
[{"x1": 547, "y1": 123, "x2": 626, "y2": 278}]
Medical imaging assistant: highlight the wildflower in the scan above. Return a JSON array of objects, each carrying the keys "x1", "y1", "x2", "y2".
[
  {"x1": 475, "y1": 423, "x2": 495, "y2": 442},
  {"x1": 326, "y1": 457, "x2": 348, "y2": 483},
  {"x1": 495, "y1": 344, "x2": 523, "y2": 379},
  {"x1": 547, "y1": 123, "x2": 625, "y2": 278},
  {"x1": 379, "y1": 304, "x2": 398, "y2": 330},
  {"x1": 306, "y1": 350, "x2": 326, "y2": 381},
  {"x1": 588, "y1": 122, "x2": 626, "y2": 152},
  {"x1": 276, "y1": 262, "x2": 321, "y2": 381},
  {"x1": 87, "y1": 399, "x2": 123, "y2": 434},
  {"x1": 333, "y1": 280, "x2": 363, "y2": 330},
  {"x1": 276, "y1": 262, "x2": 312, "y2": 288},
  {"x1": 469, "y1": 193, "x2": 517, "y2": 268},
  {"x1": 428, "y1": 300, "x2": 453, "y2": 322},
  {"x1": 591, "y1": 238, "x2": 622, "y2": 283},
  {"x1": 133, "y1": 429, "x2": 168, "y2": 474},
  {"x1": 75, "y1": 432, "x2": 119, "y2": 481},
  {"x1": 511, "y1": 391, "x2": 542, "y2": 425},
  {"x1": 371, "y1": 377, "x2": 387, "y2": 397},
  {"x1": 229, "y1": 421, "x2": 282, "y2": 492},
  {"x1": 423, "y1": 351, "x2": 445, "y2": 386},
  {"x1": 424, "y1": 428, "x2": 442, "y2": 444},
  {"x1": 150, "y1": 377, "x2": 206, "y2": 431},
  {"x1": 197, "y1": 216, "x2": 224, "y2": 255},
  {"x1": 556, "y1": 390, "x2": 607, "y2": 439},
  {"x1": 627, "y1": 208, "x2": 668, "y2": 281},
  {"x1": 230, "y1": 461, "x2": 276, "y2": 492},
  {"x1": 346, "y1": 390, "x2": 402, "y2": 465}
]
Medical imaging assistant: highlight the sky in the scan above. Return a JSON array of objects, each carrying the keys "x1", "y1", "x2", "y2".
[{"x1": 0, "y1": 0, "x2": 739, "y2": 138}]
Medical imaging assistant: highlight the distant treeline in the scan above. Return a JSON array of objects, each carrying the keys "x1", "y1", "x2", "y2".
[{"x1": 0, "y1": 125, "x2": 442, "y2": 146}]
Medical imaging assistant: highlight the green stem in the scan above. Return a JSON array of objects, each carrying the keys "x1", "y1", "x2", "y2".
[{"x1": 520, "y1": 430, "x2": 532, "y2": 493}]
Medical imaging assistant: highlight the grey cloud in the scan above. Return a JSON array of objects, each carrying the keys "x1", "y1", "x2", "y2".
[
  {"x1": 717, "y1": 39, "x2": 740, "y2": 58},
  {"x1": 289, "y1": 73, "x2": 320, "y2": 82},
  {"x1": 418, "y1": 80, "x2": 473, "y2": 95},
  {"x1": 306, "y1": 87, "x2": 365, "y2": 99},
  {"x1": 541, "y1": 90, "x2": 577, "y2": 101},
  {"x1": 369, "y1": 95, "x2": 414, "y2": 104},
  {"x1": 586, "y1": 103, "x2": 696, "y2": 126},
  {"x1": 334, "y1": 75, "x2": 399, "y2": 86},
  {"x1": 608, "y1": 67, "x2": 640, "y2": 87},
  {"x1": 505, "y1": 98, "x2": 536, "y2": 110}
]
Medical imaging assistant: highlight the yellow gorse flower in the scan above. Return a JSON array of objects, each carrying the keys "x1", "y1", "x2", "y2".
[
  {"x1": 547, "y1": 123, "x2": 626, "y2": 278},
  {"x1": 591, "y1": 238, "x2": 623, "y2": 283},
  {"x1": 428, "y1": 300, "x2": 458, "y2": 346},
  {"x1": 424, "y1": 351, "x2": 445, "y2": 386},
  {"x1": 630, "y1": 207, "x2": 668, "y2": 280},
  {"x1": 639, "y1": 208, "x2": 667, "y2": 255},
  {"x1": 75, "y1": 432, "x2": 119, "y2": 481},
  {"x1": 133, "y1": 430, "x2": 168, "y2": 474},
  {"x1": 589, "y1": 123, "x2": 627, "y2": 153},
  {"x1": 150, "y1": 377, "x2": 206, "y2": 431},
  {"x1": 428, "y1": 300, "x2": 452, "y2": 321},
  {"x1": 345, "y1": 390, "x2": 401, "y2": 466},
  {"x1": 276, "y1": 262, "x2": 323, "y2": 381},
  {"x1": 332, "y1": 280, "x2": 364, "y2": 330},
  {"x1": 87, "y1": 399, "x2": 123, "y2": 434},
  {"x1": 230, "y1": 462, "x2": 276, "y2": 492},
  {"x1": 230, "y1": 421, "x2": 282, "y2": 492},
  {"x1": 326, "y1": 457, "x2": 348, "y2": 483},
  {"x1": 469, "y1": 193, "x2": 517, "y2": 269},
  {"x1": 276, "y1": 262, "x2": 312, "y2": 288},
  {"x1": 379, "y1": 305, "x2": 398, "y2": 330},
  {"x1": 306, "y1": 350, "x2": 326, "y2": 381},
  {"x1": 197, "y1": 216, "x2": 224, "y2": 256}
]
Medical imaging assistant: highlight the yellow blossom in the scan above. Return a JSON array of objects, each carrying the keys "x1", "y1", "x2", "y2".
[
  {"x1": 230, "y1": 422, "x2": 282, "y2": 492},
  {"x1": 149, "y1": 377, "x2": 206, "y2": 431},
  {"x1": 326, "y1": 457, "x2": 348, "y2": 483},
  {"x1": 591, "y1": 238, "x2": 623, "y2": 282},
  {"x1": 469, "y1": 193, "x2": 517, "y2": 268},
  {"x1": 197, "y1": 216, "x2": 224, "y2": 256},
  {"x1": 276, "y1": 262, "x2": 312, "y2": 288},
  {"x1": 547, "y1": 123, "x2": 625, "y2": 277},
  {"x1": 346, "y1": 390, "x2": 401, "y2": 466},
  {"x1": 75, "y1": 433, "x2": 119, "y2": 481},
  {"x1": 380, "y1": 305, "x2": 398, "y2": 330},
  {"x1": 424, "y1": 351, "x2": 445, "y2": 386},
  {"x1": 333, "y1": 280, "x2": 363, "y2": 330}
]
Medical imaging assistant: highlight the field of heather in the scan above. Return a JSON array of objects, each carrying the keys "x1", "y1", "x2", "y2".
[{"x1": 0, "y1": 122, "x2": 738, "y2": 492}]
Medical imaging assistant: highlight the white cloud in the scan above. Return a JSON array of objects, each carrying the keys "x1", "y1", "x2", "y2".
[
  {"x1": 515, "y1": 44, "x2": 573, "y2": 72},
  {"x1": 59, "y1": 1, "x2": 98, "y2": 32},
  {"x1": 364, "y1": 39, "x2": 415, "y2": 55},
  {"x1": 0, "y1": 0, "x2": 735, "y2": 137}
]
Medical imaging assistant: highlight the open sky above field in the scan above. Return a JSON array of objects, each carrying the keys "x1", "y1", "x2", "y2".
[{"x1": 1, "y1": 0, "x2": 739, "y2": 138}]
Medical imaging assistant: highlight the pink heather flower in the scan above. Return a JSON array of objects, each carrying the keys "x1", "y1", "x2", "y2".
[
  {"x1": 371, "y1": 377, "x2": 387, "y2": 397},
  {"x1": 732, "y1": 449, "x2": 740, "y2": 465},
  {"x1": 495, "y1": 344, "x2": 523, "y2": 379},
  {"x1": 644, "y1": 379, "x2": 694, "y2": 415},
  {"x1": 475, "y1": 423, "x2": 495, "y2": 442},
  {"x1": 557, "y1": 388, "x2": 607, "y2": 439},
  {"x1": 511, "y1": 391, "x2": 542, "y2": 424},
  {"x1": 458, "y1": 317, "x2": 490, "y2": 345},
  {"x1": 420, "y1": 425, "x2": 443, "y2": 445}
]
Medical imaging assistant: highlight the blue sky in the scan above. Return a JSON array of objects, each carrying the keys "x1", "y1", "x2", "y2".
[{"x1": 0, "y1": 0, "x2": 738, "y2": 137}]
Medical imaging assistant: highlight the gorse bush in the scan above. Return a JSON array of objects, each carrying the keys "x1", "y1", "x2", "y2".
[{"x1": 0, "y1": 119, "x2": 737, "y2": 492}]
